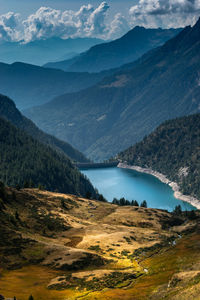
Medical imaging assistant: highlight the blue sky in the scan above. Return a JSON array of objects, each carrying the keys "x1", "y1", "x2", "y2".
[
  {"x1": 0, "y1": 0, "x2": 199, "y2": 43},
  {"x1": 0, "y1": 0, "x2": 137, "y2": 16}
]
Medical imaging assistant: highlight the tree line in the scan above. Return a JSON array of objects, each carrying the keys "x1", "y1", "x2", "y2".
[{"x1": 112, "y1": 197, "x2": 147, "y2": 208}]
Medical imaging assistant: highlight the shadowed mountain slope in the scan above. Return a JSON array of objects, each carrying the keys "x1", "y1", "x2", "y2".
[
  {"x1": 0, "y1": 116, "x2": 97, "y2": 197},
  {"x1": 0, "y1": 94, "x2": 89, "y2": 163}
]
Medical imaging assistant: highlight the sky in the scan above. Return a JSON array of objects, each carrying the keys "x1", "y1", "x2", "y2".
[
  {"x1": 0, "y1": 0, "x2": 137, "y2": 18},
  {"x1": 0, "y1": 0, "x2": 199, "y2": 43}
]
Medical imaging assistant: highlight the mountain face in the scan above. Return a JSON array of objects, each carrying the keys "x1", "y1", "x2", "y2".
[
  {"x1": 0, "y1": 62, "x2": 109, "y2": 109},
  {"x1": 44, "y1": 27, "x2": 181, "y2": 72},
  {"x1": 118, "y1": 113, "x2": 200, "y2": 200},
  {"x1": 25, "y1": 19, "x2": 200, "y2": 161},
  {"x1": 0, "y1": 116, "x2": 97, "y2": 197},
  {"x1": 0, "y1": 94, "x2": 89, "y2": 163},
  {"x1": 0, "y1": 37, "x2": 103, "y2": 66}
]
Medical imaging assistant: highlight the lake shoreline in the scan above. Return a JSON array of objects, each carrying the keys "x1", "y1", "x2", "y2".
[{"x1": 118, "y1": 162, "x2": 200, "y2": 210}]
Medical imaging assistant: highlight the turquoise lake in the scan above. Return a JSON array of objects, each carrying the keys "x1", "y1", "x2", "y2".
[{"x1": 81, "y1": 167, "x2": 195, "y2": 211}]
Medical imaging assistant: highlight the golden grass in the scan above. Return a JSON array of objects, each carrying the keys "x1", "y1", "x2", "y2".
[
  {"x1": 0, "y1": 266, "x2": 74, "y2": 300},
  {"x1": 1, "y1": 188, "x2": 200, "y2": 300}
]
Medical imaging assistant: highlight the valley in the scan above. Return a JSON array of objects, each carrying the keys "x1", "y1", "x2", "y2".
[{"x1": 0, "y1": 3, "x2": 200, "y2": 299}]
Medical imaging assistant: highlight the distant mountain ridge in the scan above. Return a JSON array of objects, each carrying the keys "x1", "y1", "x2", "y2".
[
  {"x1": 44, "y1": 26, "x2": 181, "y2": 72},
  {"x1": 118, "y1": 113, "x2": 200, "y2": 200},
  {"x1": 0, "y1": 37, "x2": 103, "y2": 66},
  {"x1": 25, "y1": 18, "x2": 200, "y2": 161},
  {"x1": 0, "y1": 94, "x2": 89, "y2": 163},
  {"x1": 0, "y1": 62, "x2": 110, "y2": 109}
]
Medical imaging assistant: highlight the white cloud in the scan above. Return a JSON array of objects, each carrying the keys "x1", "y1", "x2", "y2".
[
  {"x1": 107, "y1": 13, "x2": 130, "y2": 40},
  {"x1": 75, "y1": 4, "x2": 94, "y2": 35},
  {"x1": 87, "y1": 2, "x2": 110, "y2": 35},
  {"x1": 0, "y1": 1, "x2": 199, "y2": 43},
  {"x1": 129, "y1": 0, "x2": 200, "y2": 28},
  {"x1": 0, "y1": 12, "x2": 22, "y2": 41},
  {"x1": 0, "y1": 2, "x2": 119, "y2": 43},
  {"x1": 23, "y1": 7, "x2": 78, "y2": 42}
]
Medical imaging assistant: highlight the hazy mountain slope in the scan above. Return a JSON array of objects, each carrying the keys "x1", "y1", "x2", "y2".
[
  {"x1": 0, "y1": 117, "x2": 97, "y2": 197},
  {"x1": 44, "y1": 55, "x2": 82, "y2": 71},
  {"x1": 118, "y1": 113, "x2": 200, "y2": 199},
  {"x1": 44, "y1": 27, "x2": 181, "y2": 72},
  {"x1": 0, "y1": 94, "x2": 89, "y2": 163},
  {"x1": 0, "y1": 62, "x2": 109, "y2": 109},
  {"x1": 25, "y1": 19, "x2": 200, "y2": 161},
  {"x1": 0, "y1": 37, "x2": 103, "y2": 65}
]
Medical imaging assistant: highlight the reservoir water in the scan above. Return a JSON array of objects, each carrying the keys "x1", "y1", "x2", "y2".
[{"x1": 81, "y1": 167, "x2": 195, "y2": 211}]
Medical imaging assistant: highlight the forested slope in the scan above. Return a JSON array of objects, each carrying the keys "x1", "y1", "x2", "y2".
[
  {"x1": 0, "y1": 117, "x2": 96, "y2": 197},
  {"x1": 118, "y1": 114, "x2": 200, "y2": 199},
  {"x1": 0, "y1": 94, "x2": 89, "y2": 163}
]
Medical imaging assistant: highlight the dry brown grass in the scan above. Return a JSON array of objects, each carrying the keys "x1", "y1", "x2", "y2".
[{"x1": 0, "y1": 188, "x2": 200, "y2": 299}]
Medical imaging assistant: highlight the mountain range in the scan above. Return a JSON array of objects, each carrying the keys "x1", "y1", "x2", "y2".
[
  {"x1": 0, "y1": 37, "x2": 103, "y2": 66},
  {"x1": 0, "y1": 27, "x2": 181, "y2": 111},
  {"x1": 44, "y1": 27, "x2": 181, "y2": 73},
  {"x1": 25, "y1": 18, "x2": 200, "y2": 161}
]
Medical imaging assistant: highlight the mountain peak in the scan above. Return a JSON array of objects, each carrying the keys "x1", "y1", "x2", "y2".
[
  {"x1": 180, "y1": 17, "x2": 200, "y2": 47},
  {"x1": 161, "y1": 17, "x2": 200, "y2": 53},
  {"x1": 194, "y1": 16, "x2": 200, "y2": 27},
  {"x1": 131, "y1": 25, "x2": 146, "y2": 31},
  {"x1": 192, "y1": 16, "x2": 200, "y2": 33}
]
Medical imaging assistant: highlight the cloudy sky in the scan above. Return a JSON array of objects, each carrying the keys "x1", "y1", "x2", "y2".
[{"x1": 0, "y1": 0, "x2": 199, "y2": 43}]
